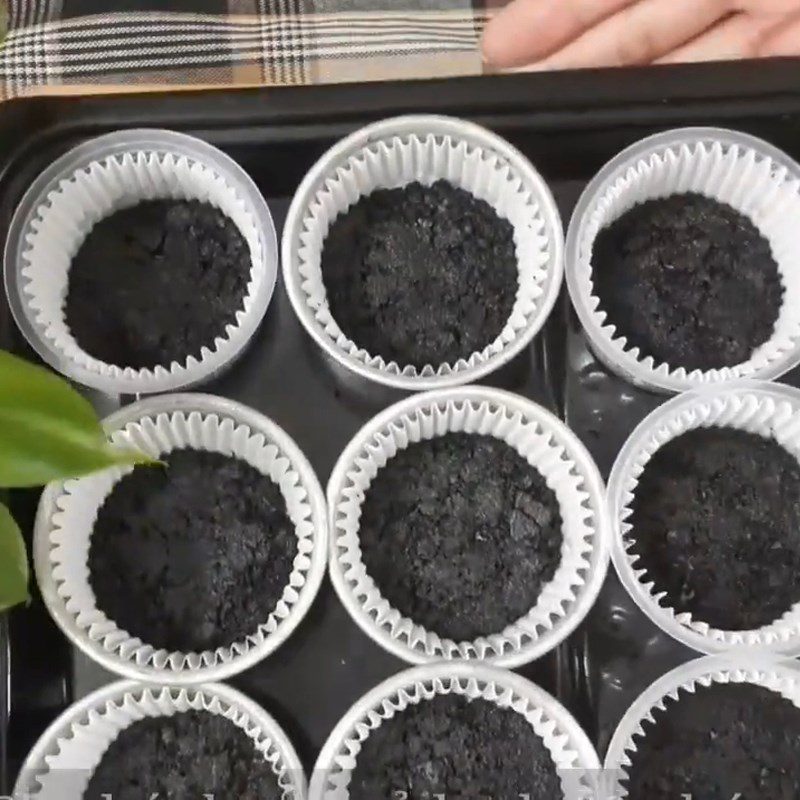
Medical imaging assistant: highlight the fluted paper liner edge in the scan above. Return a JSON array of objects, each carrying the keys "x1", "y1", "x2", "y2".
[
  {"x1": 312, "y1": 664, "x2": 599, "y2": 800},
  {"x1": 15, "y1": 682, "x2": 305, "y2": 800},
  {"x1": 38, "y1": 401, "x2": 327, "y2": 678},
  {"x1": 18, "y1": 143, "x2": 271, "y2": 390},
  {"x1": 328, "y1": 387, "x2": 609, "y2": 666},
  {"x1": 570, "y1": 131, "x2": 800, "y2": 392},
  {"x1": 604, "y1": 657, "x2": 800, "y2": 799},
  {"x1": 611, "y1": 385, "x2": 800, "y2": 652},
  {"x1": 286, "y1": 116, "x2": 563, "y2": 387}
]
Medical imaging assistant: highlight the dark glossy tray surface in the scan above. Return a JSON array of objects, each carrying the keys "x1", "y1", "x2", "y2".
[{"x1": 3, "y1": 60, "x2": 800, "y2": 789}]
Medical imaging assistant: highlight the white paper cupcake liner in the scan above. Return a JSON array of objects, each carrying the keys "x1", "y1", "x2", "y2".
[
  {"x1": 311, "y1": 662, "x2": 599, "y2": 800},
  {"x1": 282, "y1": 115, "x2": 564, "y2": 391},
  {"x1": 608, "y1": 381, "x2": 800, "y2": 656},
  {"x1": 327, "y1": 386, "x2": 610, "y2": 668},
  {"x1": 604, "y1": 654, "x2": 800, "y2": 799},
  {"x1": 33, "y1": 393, "x2": 328, "y2": 684},
  {"x1": 4, "y1": 128, "x2": 278, "y2": 394},
  {"x1": 566, "y1": 127, "x2": 800, "y2": 394},
  {"x1": 14, "y1": 680, "x2": 306, "y2": 800}
]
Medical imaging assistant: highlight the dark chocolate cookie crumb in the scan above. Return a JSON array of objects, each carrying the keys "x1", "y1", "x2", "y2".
[
  {"x1": 592, "y1": 193, "x2": 782, "y2": 371},
  {"x1": 321, "y1": 180, "x2": 518, "y2": 368},
  {"x1": 84, "y1": 711, "x2": 281, "y2": 800},
  {"x1": 629, "y1": 427, "x2": 800, "y2": 630},
  {"x1": 88, "y1": 449, "x2": 297, "y2": 652},
  {"x1": 626, "y1": 682, "x2": 800, "y2": 800},
  {"x1": 349, "y1": 694, "x2": 561, "y2": 800},
  {"x1": 359, "y1": 432, "x2": 563, "y2": 641},
  {"x1": 66, "y1": 199, "x2": 251, "y2": 369}
]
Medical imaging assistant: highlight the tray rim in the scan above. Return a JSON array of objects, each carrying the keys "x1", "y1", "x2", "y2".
[
  {"x1": 3, "y1": 59, "x2": 800, "y2": 196},
  {"x1": 3, "y1": 60, "x2": 800, "y2": 788}
]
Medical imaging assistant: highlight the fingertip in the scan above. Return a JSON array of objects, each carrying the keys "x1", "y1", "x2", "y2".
[
  {"x1": 481, "y1": 0, "x2": 549, "y2": 69},
  {"x1": 481, "y1": 13, "x2": 512, "y2": 67}
]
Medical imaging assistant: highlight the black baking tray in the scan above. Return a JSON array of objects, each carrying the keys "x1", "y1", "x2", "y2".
[{"x1": 3, "y1": 59, "x2": 800, "y2": 792}]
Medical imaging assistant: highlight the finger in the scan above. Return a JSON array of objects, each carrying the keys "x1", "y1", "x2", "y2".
[
  {"x1": 482, "y1": 0, "x2": 635, "y2": 68},
  {"x1": 529, "y1": 0, "x2": 732, "y2": 70},
  {"x1": 758, "y1": 10, "x2": 800, "y2": 56},
  {"x1": 657, "y1": 13, "x2": 779, "y2": 62},
  {"x1": 737, "y1": 0, "x2": 800, "y2": 14}
]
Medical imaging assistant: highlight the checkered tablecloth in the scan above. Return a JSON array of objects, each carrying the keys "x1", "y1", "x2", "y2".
[{"x1": 1, "y1": 1, "x2": 496, "y2": 99}]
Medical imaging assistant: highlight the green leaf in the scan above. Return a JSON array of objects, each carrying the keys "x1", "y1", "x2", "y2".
[
  {"x1": 0, "y1": 502, "x2": 28, "y2": 612},
  {"x1": 0, "y1": 350, "x2": 156, "y2": 488}
]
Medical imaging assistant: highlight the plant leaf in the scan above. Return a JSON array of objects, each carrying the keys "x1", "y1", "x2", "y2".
[
  {"x1": 0, "y1": 350, "x2": 156, "y2": 488},
  {"x1": 0, "y1": 502, "x2": 28, "y2": 612}
]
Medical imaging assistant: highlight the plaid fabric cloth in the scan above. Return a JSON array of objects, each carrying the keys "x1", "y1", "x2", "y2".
[{"x1": 1, "y1": 1, "x2": 497, "y2": 99}]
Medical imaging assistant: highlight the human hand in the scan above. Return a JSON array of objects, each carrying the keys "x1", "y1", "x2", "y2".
[{"x1": 482, "y1": 0, "x2": 800, "y2": 70}]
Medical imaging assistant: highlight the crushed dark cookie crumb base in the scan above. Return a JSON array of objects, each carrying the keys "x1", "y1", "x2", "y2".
[
  {"x1": 629, "y1": 427, "x2": 800, "y2": 630},
  {"x1": 592, "y1": 193, "x2": 782, "y2": 372},
  {"x1": 66, "y1": 199, "x2": 251, "y2": 370},
  {"x1": 89, "y1": 448, "x2": 297, "y2": 653},
  {"x1": 358, "y1": 432, "x2": 563, "y2": 641},
  {"x1": 84, "y1": 711, "x2": 281, "y2": 800},
  {"x1": 625, "y1": 682, "x2": 800, "y2": 800},
  {"x1": 322, "y1": 180, "x2": 518, "y2": 369},
  {"x1": 349, "y1": 694, "x2": 561, "y2": 800}
]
